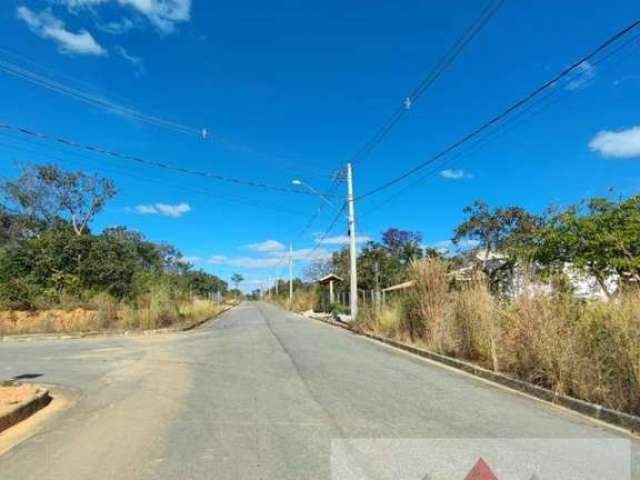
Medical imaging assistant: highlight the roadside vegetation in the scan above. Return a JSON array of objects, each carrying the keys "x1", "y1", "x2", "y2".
[
  {"x1": 0, "y1": 164, "x2": 230, "y2": 335},
  {"x1": 254, "y1": 278, "x2": 318, "y2": 312},
  {"x1": 271, "y1": 193, "x2": 640, "y2": 416},
  {"x1": 356, "y1": 260, "x2": 640, "y2": 416}
]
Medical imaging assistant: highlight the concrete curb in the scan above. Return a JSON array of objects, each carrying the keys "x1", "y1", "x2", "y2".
[
  {"x1": 307, "y1": 314, "x2": 640, "y2": 433},
  {"x1": 0, "y1": 387, "x2": 52, "y2": 434},
  {"x1": 0, "y1": 306, "x2": 234, "y2": 343},
  {"x1": 182, "y1": 306, "x2": 233, "y2": 331}
]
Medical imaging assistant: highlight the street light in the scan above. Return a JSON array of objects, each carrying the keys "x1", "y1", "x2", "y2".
[
  {"x1": 291, "y1": 163, "x2": 359, "y2": 320},
  {"x1": 291, "y1": 179, "x2": 347, "y2": 218}
]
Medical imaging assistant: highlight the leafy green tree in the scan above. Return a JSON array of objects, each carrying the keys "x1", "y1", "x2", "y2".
[
  {"x1": 180, "y1": 270, "x2": 228, "y2": 297},
  {"x1": 535, "y1": 196, "x2": 640, "y2": 297},
  {"x1": 231, "y1": 273, "x2": 244, "y2": 290},
  {"x1": 453, "y1": 201, "x2": 543, "y2": 296},
  {"x1": 0, "y1": 204, "x2": 47, "y2": 246},
  {"x1": 1, "y1": 164, "x2": 116, "y2": 236},
  {"x1": 381, "y1": 228, "x2": 423, "y2": 264},
  {"x1": 453, "y1": 200, "x2": 542, "y2": 257}
]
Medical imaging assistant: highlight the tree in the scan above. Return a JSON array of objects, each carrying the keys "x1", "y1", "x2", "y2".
[
  {"x1": 1, "y1": 164, "x2": 116, "y2": 236},
  {"x1": 534, "y1": 196, "x2": 640, "y2": 297},
  {"x1": 453, "y1": 201, "x2": 543, "y2": 296},
  {"x1": 381, "y1": 228, "x2": 423, "y2": 263},
  {"x1": 0, "y1": 203, "x2": 47, "y2": 246},
  {"x1": 453, "y1": 200, "x2": 542, "y2": 257},
  {"x1": 303, "y1": 258, "x2": 332, "y2": 282},
  {"x1": 320, "y1": 228, "x2": 424, "y2": 293},
  {"x1": 180, "y1": 270, "x2": 228, "y2": 298},
  {"x1": 231, "y1": 273, "x2": 244, "y2": 290}
]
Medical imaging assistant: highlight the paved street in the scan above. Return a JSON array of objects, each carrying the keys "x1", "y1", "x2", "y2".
[{"x1": 0, "y1": 302, "x2": 638, "y2": 479}]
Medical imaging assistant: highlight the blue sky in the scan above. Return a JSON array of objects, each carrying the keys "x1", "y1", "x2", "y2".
[{"x1": 1, "y1": 0, "x2": 639, "y2": 291}]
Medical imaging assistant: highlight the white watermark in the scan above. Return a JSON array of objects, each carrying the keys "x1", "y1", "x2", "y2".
[{"x1": 331, "y1": 438, "x2": 630, "y2": 479}]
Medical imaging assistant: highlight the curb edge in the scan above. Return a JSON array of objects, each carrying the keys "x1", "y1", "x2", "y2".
[
  {"x1": 0, "y1": 387, "x2": 52, "y2": 434},
  {"x1": 307, "y1": 314, "x2": 640, "y2": 433}
]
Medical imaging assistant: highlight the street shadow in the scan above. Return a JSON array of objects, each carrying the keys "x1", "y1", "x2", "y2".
[{"x1": 12, "y1": 373, "x2": 44, "y2": 380}]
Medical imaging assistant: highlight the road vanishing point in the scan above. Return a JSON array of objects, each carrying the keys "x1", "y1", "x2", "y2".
[{"x1": 0, "y1": 302, "x2": 638, "y2": 479}]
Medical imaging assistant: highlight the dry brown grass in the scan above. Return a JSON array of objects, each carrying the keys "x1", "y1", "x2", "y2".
[
  {"x1": 359, "y1": 258, "x2": 640, "y2": 416},
  {"x1": 270, "y1": 289, "x2": 318, "y2": 313},
  {"x1": 0, "y1": 291, "x2": 226, "y2": 336}
]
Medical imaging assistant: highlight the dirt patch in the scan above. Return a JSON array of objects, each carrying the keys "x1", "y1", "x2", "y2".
[
  {"x1": 0, "y1": 387, "x2": 72, "y2": 456},
  {"x1": 0, "y1": 309, "x2": 98, "y2": 335},
  {"x1": 0, "y1": 384, "x2": 41, "y2": 417},
  {"x1": 0, "y1": 383, "x2": 52, "y2": 434}
]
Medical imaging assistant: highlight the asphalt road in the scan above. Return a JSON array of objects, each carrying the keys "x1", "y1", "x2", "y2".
[{"x1": 0, "y1": 302, "x2": 638, "y2": 479}]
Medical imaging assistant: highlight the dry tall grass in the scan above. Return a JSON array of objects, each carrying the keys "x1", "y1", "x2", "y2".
[
  {"x1": 0, "y1": 289, "x2": 225, "y2": 335},
  {"x1": 358, "y1": 258, "x2": 640, "y2": 416},
  {"x1": 270, "y1": 289, "x2": 318, "y2": 313}
]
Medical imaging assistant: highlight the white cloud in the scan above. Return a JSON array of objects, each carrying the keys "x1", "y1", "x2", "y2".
[
  {"x1": 289, "y1": 247, "x2": 331, "y2": 262},
  {"x1": 432, "y1": 239, "x2": 480, "y2": 254},
  {"x1": 56, "y1": 0, "x2": 107, "y2": 7},
  {"x1": 178, "y1": 255, "x2": 201, "y2": 265},
  {"x1": 206, "y1": 248, "x2": 331, "y2": 269},
  {"x1": 440, "y1": 169, "x2": 471, "y2": 180},
  {"x1": 116, "y1": 45, "x2": 142, "y2": 65},
  {"x1": 565, "y1": 61, "x2": 596, "y2": 91},
  {"x1": 245, "y1": 240, "x2": 285, "y2": 252},
  {"x1": 118, "y1": 0, "x2": 191, "y2": 33},
  {"x1": 54, "y1": 0, "x2": 191, "y2": 33},
  {"x1": 222, "y1": 257, "x2": 283, "y2": 268},
  {"x1": 207, "y1": 255, "x2": 227, "y2": 265},
  {"x1": 99, "y1": 17, "x2": 136, "y2": 34},
  {"x1": 134, "y1": 202, "x2": 191, "y2": 217},
  {"x1": 17, "y1": 6, "x2": 106, "y2": 56},
  {"x1": 134, "y1": 205, "x2": 157, "y2": 214},
  {"x1": 589, "y1": 126, "x2": 640, "y2": 159},
  {"x1": 315, "y1": 235, "x2": 371, "y2": 245}
]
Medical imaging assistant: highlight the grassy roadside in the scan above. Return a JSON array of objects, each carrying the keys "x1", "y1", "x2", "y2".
[
  {"x1": 354, "y1": 259, "x2": 640, "y2": 418},
  {"x1": 267, "y1": 290, "x2": 318, "y2": 313},
  {"x1": 0, "y1": 295, "x2": 234, "y2": 336}
]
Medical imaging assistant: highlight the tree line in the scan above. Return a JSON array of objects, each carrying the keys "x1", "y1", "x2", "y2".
[
  {"x1": 310, "y1": 194, "x2": 640, "y2": 300},
  {"x1": 0, "y1": 164, "x2": 227, "y2": 310}
]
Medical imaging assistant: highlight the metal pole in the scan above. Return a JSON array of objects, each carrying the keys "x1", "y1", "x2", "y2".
[
  {"x1": 346, "y1": 162, "x2": 358, "y2": 320},
  {"x1": 289, "y1": 243, "x2": 293, "y2": 308},
  {"x1": 374, "y1": 261, "x2": 381, "y2": 312},
  {"x1": 329, "y1": 280, "x2": 334, "y2": 305}
]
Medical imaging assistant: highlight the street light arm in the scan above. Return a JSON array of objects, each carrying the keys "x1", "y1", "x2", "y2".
[{"x1": 292, "y1": 179, "x2": 348, "y2": 219}]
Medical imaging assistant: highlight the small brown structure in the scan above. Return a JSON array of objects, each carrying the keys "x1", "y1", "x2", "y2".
[{"x1": 317, "y1": 273, "x2": 344, "y2": 305}]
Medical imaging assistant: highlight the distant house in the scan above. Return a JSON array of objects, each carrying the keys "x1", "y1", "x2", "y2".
[{"x1": 452, "y1": 249, "x2": 618, "y2": 301}]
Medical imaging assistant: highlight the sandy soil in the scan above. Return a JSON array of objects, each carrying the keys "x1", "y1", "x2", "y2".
[
  {"x1": 0, "y1": 384, "x2": 40, "y2": 417},
  {"x1": 0, "y1": 309, "x2": 99, "y2": 335}
]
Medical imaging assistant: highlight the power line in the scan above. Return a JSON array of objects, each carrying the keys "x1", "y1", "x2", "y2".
[
  {"x1": 0, "y1": 132, "x2": 331, "y2": 219},
  {"x1": 357, "y1": 18, "x2": 640, "y2": 201},
  {"x1": 271, "y1": 195, "x2": 346, "y2": 277},
  {"x1": 358, "y1": 31, "x2": 640, "y2": 219},
  {"x1": 298, "y1": 202, "x2": 347, "y2": 265},
  {"x1": 0, "y1": 120, "x2": 324, "y2": 197},
  {"x1": 275, "y1": 1, "x2": 505, "y2": 277},
  {"x1": 350, "y1": 0, "x2": 504, "y2": 166},
  {"x1": 0, "y1": 58, "x2": 204, "y2": 138},
  {"x1": 357, "y1": 36, "x2": 633, "y2": 218},
  {"x1": 0, "y1": 49, "x2": 336, "y2": 180}
]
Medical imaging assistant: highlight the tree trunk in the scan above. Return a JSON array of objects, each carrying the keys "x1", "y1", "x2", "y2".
[{"x1": 595, "y1": 274, "x2": 613, "y2": 300}]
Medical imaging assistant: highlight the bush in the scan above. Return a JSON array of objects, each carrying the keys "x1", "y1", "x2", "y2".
[{"x1": 358, "y1": 258, "x2": 640, "y2": 416}]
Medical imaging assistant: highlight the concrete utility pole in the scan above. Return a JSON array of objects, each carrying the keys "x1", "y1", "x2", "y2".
[
  {"x1": 289, "y1": 243, "x2": 293, "y2": 307},
  {"x1": 346, "y1": 162, "x2": 358, "y2": 320},
  {"x1": 374, "y1": 261, "x2": 380, "y2": 312}
]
